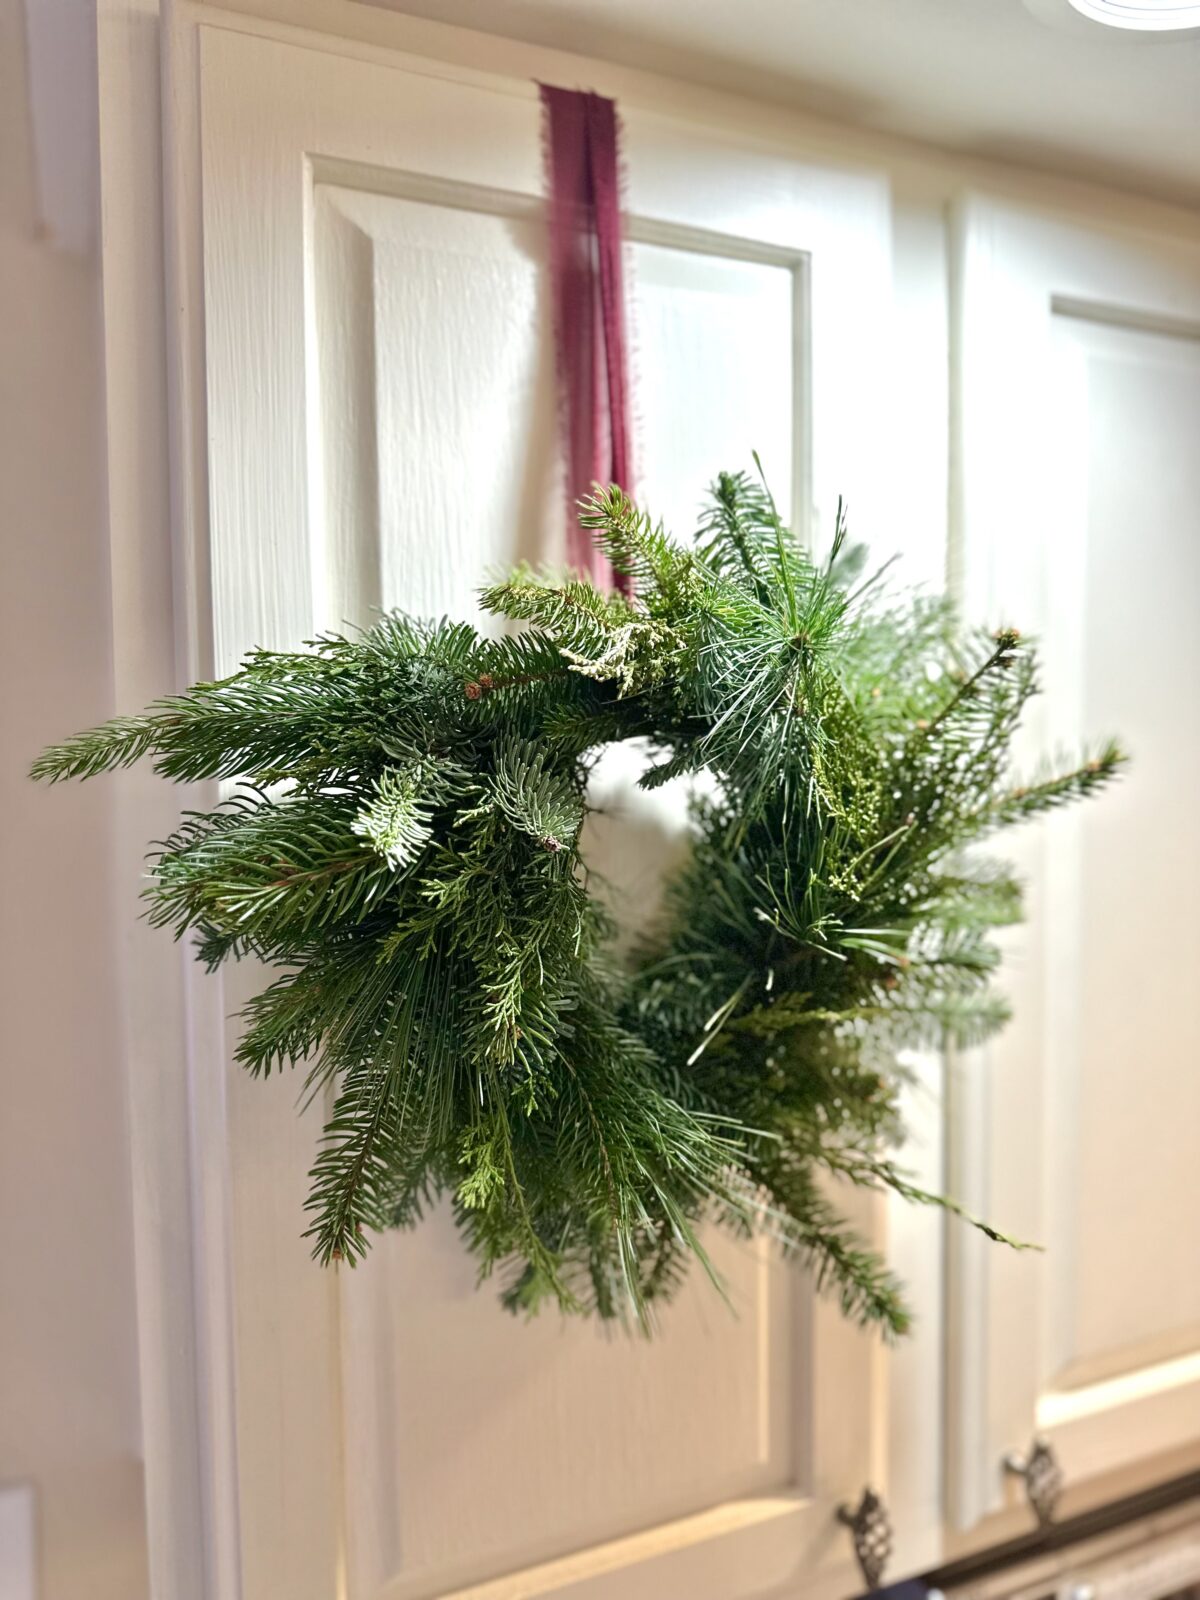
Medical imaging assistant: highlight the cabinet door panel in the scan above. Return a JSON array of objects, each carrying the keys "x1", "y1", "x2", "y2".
[
  {"x1": 1046, "y1": 312, "x2": 1200, "y2": 1393},
  {"x1": 949, "y1": 198, "x2": 1200, "y2": 1541},
  {"x1": 173, "y1": 14, "x2": 896, "y2": 1597}
]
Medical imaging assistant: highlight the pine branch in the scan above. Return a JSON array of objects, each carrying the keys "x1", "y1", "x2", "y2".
[{"x1": 31, "y1": 465, "x2": 1124, "y2": 1337}]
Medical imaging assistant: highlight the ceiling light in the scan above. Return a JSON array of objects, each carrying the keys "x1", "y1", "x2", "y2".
[{"x1": 1066, "y1": 0, "x2": 1200, "y2": 28}]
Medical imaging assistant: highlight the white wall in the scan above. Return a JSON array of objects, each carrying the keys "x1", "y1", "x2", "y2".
[{"x1": 0, "y1": 2, "x2": 149, "y2": 1595}]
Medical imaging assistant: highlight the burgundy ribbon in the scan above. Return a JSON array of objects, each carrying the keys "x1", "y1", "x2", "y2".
[{"x1": 538, "y1": 83, "x2": 634, "y2": 594}]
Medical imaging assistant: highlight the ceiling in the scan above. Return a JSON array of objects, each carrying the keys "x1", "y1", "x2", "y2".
[{"x1": 367, "y1": 0, "x2": 1200, "y2": 208}]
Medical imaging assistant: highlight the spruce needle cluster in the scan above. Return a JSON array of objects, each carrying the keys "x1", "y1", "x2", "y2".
[{"x1": 33, "y1": 471, "x2": 1125, "y2": 1335}]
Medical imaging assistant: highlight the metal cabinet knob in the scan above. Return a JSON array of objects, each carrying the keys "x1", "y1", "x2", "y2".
[
  {"x1": 838, "y1": 1487, "x2": 893, "y2": 1590},
  {"x1": 1003, "y1": 1436, "x2": 1064, "y2": 1526}
]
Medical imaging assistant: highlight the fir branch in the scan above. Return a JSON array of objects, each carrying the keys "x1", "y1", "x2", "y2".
[
  {"x1": 31, "y1": 466, "x2": 1124, "y2": 1337},
  {"x1": 981, "y1": 740, "x2": 1128, "y2": 829},
  {"x1": 353, "y1": 765, "x2": 435, "y2": 871},
  {"x1": 922, "y1": 627, "x2": 1023, "y2": 737},
  {"x1": 29, "y1": 713, "x2": 163, "y2": 782}
]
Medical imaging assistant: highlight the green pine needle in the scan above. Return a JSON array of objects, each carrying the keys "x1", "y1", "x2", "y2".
[{"x1": 31, "y1": 470, "x2": 1125, "y2": 1336}]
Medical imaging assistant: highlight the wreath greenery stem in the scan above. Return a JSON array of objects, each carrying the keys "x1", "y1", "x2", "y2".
[{"x1": 33, "y1": 470, "x2": 1124, "y2": 1336}]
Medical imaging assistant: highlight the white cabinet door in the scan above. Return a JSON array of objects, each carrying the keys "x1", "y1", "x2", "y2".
[
  {"x1": 164, "y1": 11, "x2": 898, "y2": 1598},
  {"x1": 947, "y1": 196, "x2": 1200, "y2": 1543}
]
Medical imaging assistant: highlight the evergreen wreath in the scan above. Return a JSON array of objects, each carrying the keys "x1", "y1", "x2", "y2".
[{"x1": 33, "y1": 471, "x2": 1124, "y2": 1335}]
